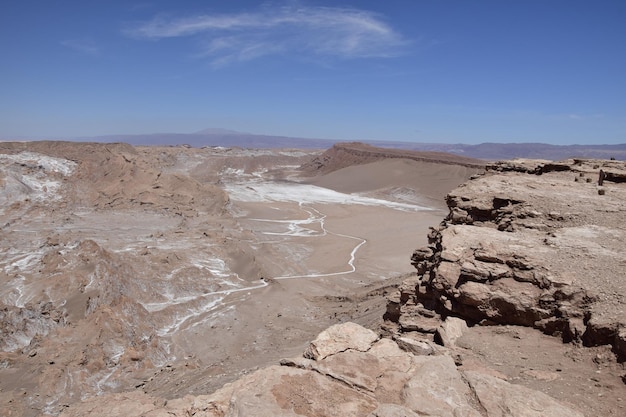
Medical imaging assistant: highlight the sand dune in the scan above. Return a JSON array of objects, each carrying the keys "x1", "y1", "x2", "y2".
[{"x1": 307, "y1": 158, "x2": 483, "y2": 207}]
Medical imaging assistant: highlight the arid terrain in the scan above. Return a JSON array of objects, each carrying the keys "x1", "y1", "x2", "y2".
[
  {"x1": 1, "y1": 141, "x2": 624, "y2": 416},
  {"x1": 0, "y1": 141, "x2": 482, "y2": 416}
]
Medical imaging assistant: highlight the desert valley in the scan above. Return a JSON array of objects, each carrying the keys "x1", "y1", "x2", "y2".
[{"x1": 0, "y1": 141, "x2": 624, "y2": 416}]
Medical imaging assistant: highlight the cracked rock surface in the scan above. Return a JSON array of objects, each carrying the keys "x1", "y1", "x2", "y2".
[{"x1": 59, "y1": 322, "x2": 583, "y2": 417}]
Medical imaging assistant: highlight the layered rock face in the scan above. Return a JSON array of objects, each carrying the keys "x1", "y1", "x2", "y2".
[{"x1": 387, "y1": 158, "x2": 626, "y2": 360}]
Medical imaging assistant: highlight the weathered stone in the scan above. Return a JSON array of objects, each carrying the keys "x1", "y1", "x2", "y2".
[
  {"x1": 398, "y1": 275, "x2": 420, "y2": 302},
  {"x1": 367, "y1": 404, "x2": 422, "y2": 417},
  {"x1": 367, "y1": 338, "x2": 413, "y2": 373},
  {"x1": 399, "y1": 315, "x2": 441, "y2": 333},
  {"x1": 474, "y1": 245, "x2": 505, "y2": 264},
  {"x1": 403, "y1": 355, "x2": 481, "y2": 417},
  {"x1": 59, "y1": 323, "x2": 592, "y2": 417},
  {"x1": 384, "y1": 157, "x2": 626, "y2": 416},
  {"x1": 303, "y1": 322, "x2": 378, "y2": 360},
  {"x1": 460, "y1": 259, "x2": 511, "y2": 282},
  {"x1": 306, "y1": 350, "x2": 381, "y2": 392},
  {"x1": 433, "y1": 261, "x2": 461, "y2": 291},
  {"x1": 384, "y1": 291, "x2": 402, "y2": 322},
  {"x1": 435, "y1": 317, "x2": 469, "y2": 347},
  {"x1": 217, "y1": 365, "x2": 378, "y2": 417},
  {"x1": 463, "y1": 370, "x2": 584, "y2": 417},
  {"x1": 411, "y1": 246, "x2": 434, "y2": 263},
  {"x1": 613, "y1": 325, "x2": 626, "y2": 361},
  {"x1": 394, "y1": 336, "x2": 434, "y2": 355}
]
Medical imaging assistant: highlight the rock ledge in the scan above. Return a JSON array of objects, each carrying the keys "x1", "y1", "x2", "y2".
[{"x1": 386, "y1": 158, "x2": 626, "y2": 360}]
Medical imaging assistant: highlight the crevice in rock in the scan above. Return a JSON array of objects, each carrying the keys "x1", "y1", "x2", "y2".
[{"x1": 459, "y1": 372, "x2": 490, "y2": 417}]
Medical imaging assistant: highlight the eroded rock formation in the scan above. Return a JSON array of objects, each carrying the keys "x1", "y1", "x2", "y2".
[{"x1": 387, "y1": 158, "x2": 626, "y2": 361}]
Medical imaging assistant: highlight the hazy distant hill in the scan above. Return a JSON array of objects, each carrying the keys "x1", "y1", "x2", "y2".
[
  {"x1": 16, "y1": 129, "x2": 626, "y2": 161},
  {"x1": 78, "y1": 131, "x2": 337, "y2": 150},
  {"x1": 404, "y1": 142, "x2": 626, "y2": 161}
]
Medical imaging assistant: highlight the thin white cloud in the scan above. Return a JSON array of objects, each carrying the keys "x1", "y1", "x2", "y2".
[
  {"x1": 557, "y1": 113, "x2": 605, "y2": 121},
  {"x1": 126, "y1": 4, "x2": 407, "y2": 66},
  {"x1": 60, "y1": 38, "x2": 100, "y2": 56}
]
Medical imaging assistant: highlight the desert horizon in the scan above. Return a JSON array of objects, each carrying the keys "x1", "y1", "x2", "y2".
[
  {"x1": 3, "y1": 132, "x2": 625, "y2": 162},
  {"x1": 1, "y1": 140, "x2": 624, "y2": 416}
]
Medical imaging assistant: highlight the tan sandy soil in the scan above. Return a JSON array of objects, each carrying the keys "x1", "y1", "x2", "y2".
[
  {"x1": 307, "y1": 158, "x2": 483, "y2": 208},
  {"x1": 455, "y1": 325, "x2": 626, "y2": 416}
]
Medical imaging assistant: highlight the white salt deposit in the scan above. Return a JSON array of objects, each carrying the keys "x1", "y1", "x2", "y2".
[
  {"x1": 224, "y1": 178, "x2": 432, "y2": 211},
  {"x1": 0, "y1": 151, "x2": 77, "y2": 207}
]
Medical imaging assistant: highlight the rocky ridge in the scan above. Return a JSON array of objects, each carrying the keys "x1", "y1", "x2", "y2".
[
  {"x1": 386, "y1": 158, "x2": 626, "y2": 360},
  {"x1": 300, "y1": 142, "x2": 485, "y2": 175}
]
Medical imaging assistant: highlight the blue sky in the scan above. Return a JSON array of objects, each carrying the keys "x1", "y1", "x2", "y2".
[{"x1": 1, "y1": 0, "x2": 625, "y2": 144}]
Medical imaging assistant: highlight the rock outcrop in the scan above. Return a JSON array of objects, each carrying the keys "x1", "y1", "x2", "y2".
[
  {"x1": 386, "y1": 158, "x2": 626, "y2": 360},
  {"x1": 59, "y1": 322, "x2": 583, "y2": 417}
]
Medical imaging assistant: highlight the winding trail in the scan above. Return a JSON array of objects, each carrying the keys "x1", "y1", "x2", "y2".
[
  {"x1": 251, "y1": 202, "x2": 368, "y2": 280},
  {"x1": 152, "y1": 202, "x2": 367, "y2": 338}
]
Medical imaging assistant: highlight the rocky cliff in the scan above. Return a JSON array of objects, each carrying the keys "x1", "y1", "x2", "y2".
[{"x1": 386, "y1": 158, "x2": 626, "y2": 360}]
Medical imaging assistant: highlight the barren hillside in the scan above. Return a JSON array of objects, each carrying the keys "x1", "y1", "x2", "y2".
[{"x1": 300, "y1": 142, "x2": 486, "y2": 175}]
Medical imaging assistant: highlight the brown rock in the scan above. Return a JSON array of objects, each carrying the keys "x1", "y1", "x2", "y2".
[
  {"x1": 58, "y1": 323, "x2": 589, "y2": 417},
  {"x1": 394, "y1": 336, "x2": 434, "y2": 355},
  {"x1": 367, "y1": 404, "x2": 422, "y2": 417},
  {"x1": 303, "y1": 322, "x2": 379, "y2": 360},
  {"x1": 435, "y1": 316, "x2": 469, "y2": 347},
  {"x1": 402, "y1": 355, "x2": 481, "y2": 417},
  {"x1": 463, "y1": 370, "x2": 584, "y2": 417}
]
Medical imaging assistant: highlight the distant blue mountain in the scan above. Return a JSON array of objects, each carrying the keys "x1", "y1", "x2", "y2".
[{"x1": 67, "y1": 129, "x2": 626, "y2": 161}]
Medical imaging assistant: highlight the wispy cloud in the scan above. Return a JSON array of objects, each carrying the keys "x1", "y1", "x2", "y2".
[
  {"x1": 125, "y1": 3, "x2": 408, "y2": 67},
  {"x1": 60, "y1": 38, "x2": 99, "y2": 56},
  {"x1": 558, "y1": 113, "x2": 605, "y2": 121}
]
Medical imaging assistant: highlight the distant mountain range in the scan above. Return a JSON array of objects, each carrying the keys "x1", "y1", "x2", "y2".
[
  {"x1": 8, "y1": 129, "x2": 626, "y2": 161},
  {"x1": 395, "y1": 141, "x2": 626, "y2": 161}
]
